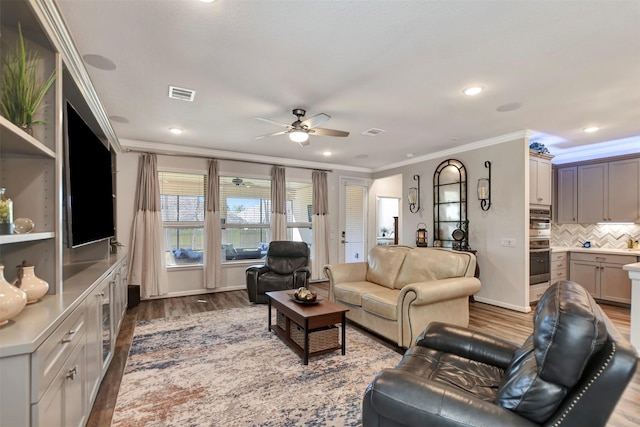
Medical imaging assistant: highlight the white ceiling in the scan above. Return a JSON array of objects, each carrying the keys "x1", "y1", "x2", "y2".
[{"x1": 55, "y1": 0, "x2": 640, "y2": 170}]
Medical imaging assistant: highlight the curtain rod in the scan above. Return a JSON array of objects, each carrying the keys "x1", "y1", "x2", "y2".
[{"x1": 124, "y1": 148, "x2": 333, "y2": 173}]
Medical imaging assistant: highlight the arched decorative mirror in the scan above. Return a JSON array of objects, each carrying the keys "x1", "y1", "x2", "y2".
[{"x1": 433, "y1": 159, "x2": 468, "y2": 250}]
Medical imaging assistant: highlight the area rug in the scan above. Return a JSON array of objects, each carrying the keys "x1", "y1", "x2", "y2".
[{"x1": 111, "y1": 306, "x2": 403, "y2": 427}]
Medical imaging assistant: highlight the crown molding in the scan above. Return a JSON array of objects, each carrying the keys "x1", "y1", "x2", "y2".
[
  {"x1": 373, "y1": 130, "x2": 532, "y2": 173},
  {"x1": 119, "y1": 139, "x2": 373, "y2": 174},
  {"x1": 29, "y1": 0, "x2": 121, "y2": 152}
]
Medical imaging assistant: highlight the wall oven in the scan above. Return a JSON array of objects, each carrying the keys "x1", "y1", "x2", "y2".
[{"x1": 530, "y1": 207, "x2": 551, "y2": 286}]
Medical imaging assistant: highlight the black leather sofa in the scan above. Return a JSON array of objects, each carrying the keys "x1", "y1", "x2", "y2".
[
  {"x1": 245, "y1": 241, "x2": 310, "y2": 304},
  {"x1": 362, "y1": 280, "x2": 638, "y2": 426}
]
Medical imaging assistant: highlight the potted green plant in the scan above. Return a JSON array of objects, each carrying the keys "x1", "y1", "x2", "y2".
[
  {"x1": 380, "y1": 226, "x2": 390, "y2": 237},
  {"x1": 1, "y1": 23, "x2": 56, "y2": 134}
]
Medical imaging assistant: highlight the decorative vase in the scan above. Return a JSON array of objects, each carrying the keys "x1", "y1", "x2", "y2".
[
  {"x1": 0, "y1": 264, "x2": 27, "y2": 326},
  {"x1": 13, "y1": 261, "x2": 49, "y2": 304},
  {"x1": 0, "y1": 188, "x2": 14, "y2": 235}
]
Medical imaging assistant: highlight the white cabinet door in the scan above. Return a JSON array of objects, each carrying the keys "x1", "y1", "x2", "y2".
[
  {"x1": 578, "y1": 163, "x2": 607, "y2": 223},
  {"x1": 608, "y1": 158, "x2": 640, "y2": 222},
  {"x1": 530, "y1": 156, "x2": 552, "y2": 205},
  {"x1": 85, "y1": 286, "x2": 103, "y2": 404},
  {"x1": 557, "y1": 167, "x2": 577, "y2": 223}
]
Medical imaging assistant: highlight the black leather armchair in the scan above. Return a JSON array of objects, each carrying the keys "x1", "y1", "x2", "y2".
[
  {"x1": 245, "y1": 241, "x2": 310, "y2": 304},
  {"x1": 363, "y1": 280, "x2": 637, "y2": 427}
]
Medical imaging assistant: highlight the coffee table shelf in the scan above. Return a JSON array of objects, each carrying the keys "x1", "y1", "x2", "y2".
[{"x1": 266, "y1": 290, "x2": 349, "y2": 365}]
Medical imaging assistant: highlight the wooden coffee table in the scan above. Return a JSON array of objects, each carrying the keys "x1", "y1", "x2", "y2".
[{"x1": 266, "y1": 290, "x2": 349, "y2": 365}]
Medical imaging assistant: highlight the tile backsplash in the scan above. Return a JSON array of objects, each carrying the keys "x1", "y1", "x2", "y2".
[{"x1": 551, "y1": 223, "x2": 640, "y2": 249}]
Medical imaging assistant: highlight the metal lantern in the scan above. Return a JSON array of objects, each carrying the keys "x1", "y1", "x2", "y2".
[{"x1": 416, "y1": 223, "x2": 428, "y2": 247}]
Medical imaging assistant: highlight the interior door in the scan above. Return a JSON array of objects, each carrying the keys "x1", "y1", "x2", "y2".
[{"x1": 339, "y1": 179, "x2": 368, "y2": 263}]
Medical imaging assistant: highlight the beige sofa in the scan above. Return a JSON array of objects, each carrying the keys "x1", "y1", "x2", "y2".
[{"x1": 324, "y1": 246, "x2": 480, "y2": 348}]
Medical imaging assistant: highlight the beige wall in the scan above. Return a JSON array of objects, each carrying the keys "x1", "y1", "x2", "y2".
[
  {"x1": 373, "y1": 136, "x2": 531, "y2": 312},
  {"x1": 115, "y1": 151, "x2": 369, "y2": 297}
]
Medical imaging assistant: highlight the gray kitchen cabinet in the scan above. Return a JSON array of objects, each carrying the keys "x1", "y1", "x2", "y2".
[
  {"x1": 577, "y1": 162, "x2": 607, "y2": 223},
  {"x1": 556, "y1": 167, "x2": 578, "y2": 224},
  {"x1": 608, "y1": 158, "x2": 640, "y2": 222},
  {"x1": 577, "y1": 158, "x2": 640, "y2": 223},
  {"x1": 569, "y1": 252, "x2": 635, "y2": 304},
  {"x1": 529, "y1": 152, "x2": 553, "y2": 206}
]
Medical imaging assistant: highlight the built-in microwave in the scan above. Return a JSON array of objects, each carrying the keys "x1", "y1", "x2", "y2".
[{"x1": 530, "y1": 207, "x2": 551, "y2": 238}]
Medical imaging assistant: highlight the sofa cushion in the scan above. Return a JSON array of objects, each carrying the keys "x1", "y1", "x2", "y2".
[
  {"x1": 495, "y1": 281, "x2": 608, "y2": 423},
  {"x1": 361, "y1": 289, "x2": 400, "y2": 321},
  {"x1": 366, "y1": 245, "x2": 411, "y2": 289},
  {"x1": 397, "y1": 345, "x2": 505, "y2": 402},
  {"x1": 394, "y1": 248, "x2": 473, "y2": 289},
  {"x1": 334, "y1": 281, "x2": 384, "y2": 306}
]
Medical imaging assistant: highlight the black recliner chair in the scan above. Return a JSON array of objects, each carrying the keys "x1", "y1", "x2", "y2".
[
  {"x1": 363, "y1": 280, "x2": 637, "y2": 426},
  {"x1": 245, "y1": 241, "x2": 310, "y2": 304}
]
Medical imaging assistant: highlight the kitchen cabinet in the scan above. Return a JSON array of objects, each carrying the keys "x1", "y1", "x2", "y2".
[
  {"x1": 556, "y1": 167, "x2": 578, "y2": 223},
  {"x1": 569, "y1": 252, "x2": 636, "y2": 304},
  {"x1": 529, "y1": 151, "x2": 553, "y2": 206},
  {"x1": 577, "y1": 158, "x2": 640, "y2": 223},
  {"x1": 550, "y1": 251, "x2": 568, "y2": 283}
]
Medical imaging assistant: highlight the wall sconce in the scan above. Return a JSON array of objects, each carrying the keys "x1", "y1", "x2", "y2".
[
  {"x1": 477, "y1": 161, "x2": 491, "y2": 211},
  {"x1": 416, "y1": 222, "x2": 428, "y2": 247},
  {"x1": 408, "y1": 174, "x2": 420, "y2": 213}
]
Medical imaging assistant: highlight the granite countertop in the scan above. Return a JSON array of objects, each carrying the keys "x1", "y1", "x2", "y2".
[{"x1": 552, "y1": 246, "x2": 640, "y2": 256}]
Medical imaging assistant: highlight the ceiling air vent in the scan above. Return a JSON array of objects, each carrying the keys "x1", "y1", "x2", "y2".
[
  {"x1": 361, "y1": 128, "x2": 386, "y2": 137},
  {"x1": 168, "y1": 85, "x2": 196, "y2": 102}
]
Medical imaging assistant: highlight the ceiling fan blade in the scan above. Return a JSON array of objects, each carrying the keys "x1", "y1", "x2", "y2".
[
  {"x1": 301, "y1": 113, "x2": 330, "y2": 129},
  {"x1": 255, "y1": 130, "x2": 288, "y2": 139},
  {"x1": 309, "y1": 128, "x2": 350, "y2": 137},
  {"x1": 255, "y1": 117, "x2": 292, "y2": 129}
]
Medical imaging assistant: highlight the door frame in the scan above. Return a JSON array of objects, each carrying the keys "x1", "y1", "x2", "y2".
[{"x1": 338, "y1": 177, "x2": 370, "y2": 263}]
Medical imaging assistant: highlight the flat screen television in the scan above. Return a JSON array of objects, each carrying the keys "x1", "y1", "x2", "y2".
[{"x1": 64, "y1": 101, "x2": 115, "y2": 248}]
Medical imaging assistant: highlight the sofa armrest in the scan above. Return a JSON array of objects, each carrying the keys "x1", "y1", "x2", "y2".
[
  {"x1": 415, "y1": 322, "x2": 519, "y2": 369},
  {"x1": 324, "y1": 262, "x2": 368, "y2": 300},
  {"x1": 400, "y1": 277, "x2": 481, "y2": 305},
  {"x1": 363, "y1": 369, "x2": 537, "y2": 427}
]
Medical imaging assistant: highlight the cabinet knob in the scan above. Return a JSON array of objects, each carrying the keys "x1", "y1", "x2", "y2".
[
  {"x1": 62, "y1": 328, "x2": 77, "y2": 343},
  {"x1": 66, "y1": 366, "x2": 77, "y2": 381}
]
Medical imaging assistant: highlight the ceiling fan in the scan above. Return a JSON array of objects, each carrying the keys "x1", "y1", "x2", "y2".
[{"x1": 255, "y1": 108, "x2": 350, "y2": 146}]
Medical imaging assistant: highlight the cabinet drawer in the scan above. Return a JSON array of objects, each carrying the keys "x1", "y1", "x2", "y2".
[
  {"x1": 570, "y1": 252, "x2": 637, "y2": 265},
  {"x1": 551, "y1": 252, "x2": 567, "y2": 262},
  {"x1": 31, "y1": 303, "x2": 86, "y2": 403},
  {"x1": 550, "y1": 270, "x2": 567, "y2": 282},
  {"x1": 530, "y1": 283, "x2": 550, "y2": 303}
]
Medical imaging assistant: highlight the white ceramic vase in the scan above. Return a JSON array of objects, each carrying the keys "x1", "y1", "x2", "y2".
[
  {"x1": 13, "y1": 263, "x2": 49, "y2": 304},
  {"x1": 0, "y1": 264, "x2": 27, "y2": 326}
]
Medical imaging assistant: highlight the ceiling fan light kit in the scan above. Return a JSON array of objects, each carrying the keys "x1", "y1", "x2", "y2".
[{"x1": 255, "y1": 108, "x2": 349, "y2": 146}]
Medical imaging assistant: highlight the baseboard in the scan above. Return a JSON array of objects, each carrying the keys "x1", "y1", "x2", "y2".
[
  {"x1": 473, "y1": 296, "x2": 532, "y2": 313},
  {"x1": 140, "y1": 285, "x2": 246, "y2": 300}
]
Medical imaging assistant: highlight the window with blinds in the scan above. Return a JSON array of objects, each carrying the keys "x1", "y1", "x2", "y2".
[
  {"x1": 159, "y1": 171, "x2": 206, "y2": 266},
  {"x1": 219, "y1": 176, "x2": 312, "y2": 261}
]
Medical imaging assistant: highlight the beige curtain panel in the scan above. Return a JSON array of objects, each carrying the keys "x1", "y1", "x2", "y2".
[
  {"x1": 270, "y1": 166, "x2": 287, "y2": 241},
  {"x1": 128, "y1": 153, "x2": 169, "y2": 298},
  {"x1": 203, "y1": 159, "x2": 221, "y2": 289},
  {"x1": 311, "y1": 170, "x2": 330, "y2": 280}
]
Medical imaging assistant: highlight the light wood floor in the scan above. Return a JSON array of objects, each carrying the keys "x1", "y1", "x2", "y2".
[{"x1": 87, "y1": 285, "x2": 639, "y2": 427}]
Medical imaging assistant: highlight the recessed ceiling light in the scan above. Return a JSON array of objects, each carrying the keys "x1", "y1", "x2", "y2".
[
  {"x1": 200, "y1": 0, "x2": 217, "y2": 3},
  {"x1": 169, "y1": 127, "x2": 183, "y2": 135},
  {"x1": 406, "y1": 153, "x2": 414, "y2": 158},
  {"x1": 463, "y1": 86, "x2": 484, "y2": 96},
  {"x1": 583, "y1": 126, "x2": 600, "y2": 133},
  {"x1": 322, "y1": 151, "x2": 332, "y2": 156}
]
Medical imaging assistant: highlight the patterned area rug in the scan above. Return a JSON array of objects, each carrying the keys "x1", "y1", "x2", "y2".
[{"x1": 111, "y1": 306, "x2": 402, "y2": 427}]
